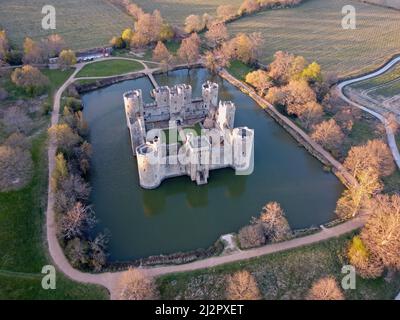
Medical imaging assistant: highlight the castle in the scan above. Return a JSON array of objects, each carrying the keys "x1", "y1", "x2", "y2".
[{"x1": 123, "y1": 81, "x2": 254, "y2": 189}]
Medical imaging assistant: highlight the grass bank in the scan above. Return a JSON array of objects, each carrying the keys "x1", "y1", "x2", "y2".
[{"x1": 157, "y1": 233, "x2": 400, "y2": 300}]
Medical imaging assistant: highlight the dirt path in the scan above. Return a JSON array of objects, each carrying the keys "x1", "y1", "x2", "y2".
[
  {"x1": 337, "y1": 56, "x2": 400, "y2": 169},
  {"x1": 45, "y1": 58, "x2": 365, "y2": 300}
]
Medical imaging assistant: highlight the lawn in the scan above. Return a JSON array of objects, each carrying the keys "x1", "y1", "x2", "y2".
[
  {"x1": 0, "y1": 69, "x2": 109, "y2": 299},
  {"x1": 0, "y1": 0, "x2": 133, "y2": 50},
  {"x1": 76, "y1": 59, "x2": 144, "y2": 78},
  {"x1": 157, "y1": 233, "x2": 400, "y2": 300},
  {"x1": 226, "y1": 60, "x2": 255, "y2": 81}
]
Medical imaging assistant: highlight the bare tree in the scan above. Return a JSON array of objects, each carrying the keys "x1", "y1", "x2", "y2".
[
  {"x1": 89, "y1": 232, "x2": 109, "y2": 272},
  {"x1": 226, "y1": 270, "x2": 261, "y2": 300},
  {"x1": 239, "y1": 0, "x2": 260, "y2": 15},
  {"x1": 306, "y1": 276, "x2": 344, "y2": 300},
  {"x1": 152, "y1": 41, "x2": 173, "y2": 72},
  {"x1": 298, "y1": 101, "x2": 324, "y2": 131},
  {"x1": 335, "y1": 168, "x2": 383, "y2": 218},
  {"x1": 22, "y1": 37, "x2": 47, "y2": 64},
  {"x1": 344, "y1": 139, "x2": 395, "y2": 179},
  {"x1": 238, "y1": 224, "x2": 265, "y2": 249},
  {"x1": 60, "y1": 202, "x2": 96, "y2": 240},
  {"x1": 361, "y1": 193, "x2": 400, "y2": 272},
  {"x1": 203, "y1": 49, "x2": 230, "y2": 74},
  {"x1": 245, "y1": 70, "x2": 273, "y2": 96},
  {"x1": 205, "y1": 22, "x2": 228, "y2": 47},
  {"x1": 4, "y1": 132, "x2": 30, "y2": 150},
  {"x1": 0, "y1": 29, "x2": 10, "y2": 62},
  {"x1": 311, "y1": 119, "x2": 344, "y2": 151},
  {"x1": 118, "y1": 268, "x2": 158, "y2": 300},
  {"x1": 2, "y1": 106, "x2": 32, "y2": 134},
  {"x1": 229, "y1": 32, "x2": 263, "y2": 64},
  {"x1": 11, "y1": 65, "x2": 49, "y2": 95},
  {"x1": 258, "y1": 202, "x2": 291, "y2": 242},
  {"x1": 48, "y1": 123, "x2": 82, "y2": 152},
  {"x1": 177, "y1": 33, "x2": 200, "y2": 68},
  {"x1": 65, "y1": 237, "x2": 89, "y2": 268},
  {"x1": 44, "y1": 34, "x2": 66, "y2": 57},
  {"x1": 184, "y1": 14, "x2": 204, "y2": 33},
  {"x1": 216, "y1": 5, "x2": 238, "y2": 22}
]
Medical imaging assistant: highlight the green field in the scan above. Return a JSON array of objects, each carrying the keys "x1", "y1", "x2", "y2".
[
  {"x1": 157, "y1": 233, "x2": 400, "y2": 300},
  {"x1": 350, "y1": 63, "x2": 400, "y2": 91},
  {"x1": 76, "y1": 59, "x2": 144, "y2": 77},
  {"x1": 0, "y1": 0, "x2": 133, "y2": 50},
  {"x1": 227, "y1": 0, "x2": 400, "y2": 76}
]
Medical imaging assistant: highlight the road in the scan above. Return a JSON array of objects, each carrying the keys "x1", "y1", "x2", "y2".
[{"x1": 337, "y1": 56, "x2": 400, "y2": 169}]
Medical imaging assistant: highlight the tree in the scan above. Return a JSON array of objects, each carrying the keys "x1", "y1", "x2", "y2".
[
  {"x1": 48, "y1": 123, "x2": 81, "y2": 152},
  {"x1": 110, "y1": 36, "x2": 125, "y2": 49},
  {"x1": 184, "y1": 15, "x2": 204, "y2": 33},
  {"x1": 202, "y1": 13, "x2": 214, "y2": 30},
  {"x1": 51, "y1": 153, "x2": 68, "y2": 192},
  {"x1": 11, "y1": 65, "x2": 49, "y2": 95},
  {"x1": 335, "y1": 168, "x2": 382, "y2": 218},
  {"x1": 239, "y1": 0, "x2": 260, "y2": 15},
  {"x1": 344, "y1": 139, "x2": 395, "y2": 179},
  {"x1": 230, "y1": 33, "x2": 263, "y2": 64},
  {"x1": 131, "y1": 11, "x2": 164, "y2": 47},
  {"x1": 121, "y1": 28, "x2": 134, "y2": 46},
  {"x1": 238, "y1": 224, "x2": 265, "y2": 249},
  {"x1": 298, "y1": 101, "x2": 324, "y2": 130},
  {"x1": 226, "y1": 270, "x2": 261, "y2": 300},
  {"x1": 301, "y1": 61, "x2": 322, "y2": 83},
  {"x1": 306, "y1": 277, "x2": 344, "y2": 300},
  {"x1": 177, "y1": 33, "x2": 200, "y2": 68},
  {"x1": 386, "y1": 113, "x2": 399, "y2": 135},
  {"x1": 159, "y1": 24, "x2": 175, "y2": 41},
  {"x1": 347, "y1": 236, "x2": 384, "y2": 279},
  {"x1": 118, "y1": 268, "x2": 158, "y2": 300},
  {"x1": 205, "y1": 22, "x2": 228, "y2": 47},
  {"x1": 58, "y1": 49, "x2": 76, "y2": 69},
  {"x1": 269, "y1": 51, "x2": 307, "y2": 86},
  {"x1": 0, "y1": 145, "x2": 33, "y2": 191},
  {"x1": 245, "y1": 70, "x2": 273, "y2": 96},
  {"x1": 65, "y1": 237, "x2": 89, "y2": 268},
  {"x1": 281, "y1": 80, "x2": 317, "y2": 116},
  {"x1": 311, "y1": 119, "x2": 344, "y2": 151},
  {"x1": 152, "y1": 41, "x2": 173, "y2": 72},
  {"x1": 4, "y1": 132, "x2": 30, "y2": 150},
  {"x1": 60, "y1": 202, "x2": 96, "y2": 240},
  {"x1": 258, "y1": 202, "x2": 291, "y2": 242},
  {"x1": 126, "y1": 2, "x2": 144, "y2": 20},
  {"x1": 216, "y1": 5, "x2": 238, "y2": 21},
  {"x1": 2, "y1": 106, "x2": 32, "y2": 134},
  {"x1": 361, "y1": 193, "x2": 400, "y2": 272},
  {"x1": 88, "y1": 232, "x2": 109, "y2": 272},
  {"x1": 44, "y1": 34, "x2": 66, "y2": 57},
  {"x1": 203, "y1": 48, "x2": 230, "y2": 74},
  {"x1": 22, "y1": 37, "x2": 46, "y2": 64},
  {"x1": 0, "y1": 30, "x2": 10, "y2": 62},
  {"x1": 60, "y1": 174, "x2": 91, "y2": 203}
]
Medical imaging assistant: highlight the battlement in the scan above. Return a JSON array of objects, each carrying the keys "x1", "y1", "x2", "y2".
[{"x1": 123, "y1": 81, "x2": 254, "y2": 189}]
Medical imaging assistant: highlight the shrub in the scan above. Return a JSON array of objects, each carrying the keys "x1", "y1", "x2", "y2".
[{"x1": 238, "y1": 224, "x2": 265, "y2": 249}]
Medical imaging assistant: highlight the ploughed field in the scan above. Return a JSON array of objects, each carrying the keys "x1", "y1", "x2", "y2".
[{"x1": 82, "y1": 68, "x2": 343, "y2": 261}]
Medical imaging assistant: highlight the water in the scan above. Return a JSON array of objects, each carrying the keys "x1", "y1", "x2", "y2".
[{"x1": 82, "y1": 68, "x2": 344, "y2": 261}]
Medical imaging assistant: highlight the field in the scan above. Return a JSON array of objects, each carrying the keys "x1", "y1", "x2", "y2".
[
  {"x1": 157, "y1": 233, "x2": 400, "y2": 300},
  {"x1": 76, "y1": 59, "x2": 144, "y2": 77},
  {"x1": 0, "y1": 0, "x2": 133, "y2": 50},
  {"x1": 0, "y1": 68, "x2": 109, "y2": 299},
  {"x1": 228, "y1": 0, "x2": 400, "y2": 76}
]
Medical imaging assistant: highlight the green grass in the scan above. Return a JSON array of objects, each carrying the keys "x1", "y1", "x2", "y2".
[
  {"x1": 226, "y1": 60, "x2": 255, "y2": 81},
  {"x1": 350, "y1": 64, "x2": 400, "y2": 91},
  {"x1": 0, "y1": 134, "x2": 109, "y2": 299},
  {"x1": 76, "y1": 59, "x2": 144, "y2": 78},
  {"x1": 157, "y1": 233, "x2": 400, "y2": 300},
  {"x1": 0, "y1": 0, "x2": 132, "y2": 50}
]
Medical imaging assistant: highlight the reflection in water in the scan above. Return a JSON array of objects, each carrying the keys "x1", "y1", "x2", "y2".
[{"x1": 82, "y1": 68, "x2": 344, "y2": 261}]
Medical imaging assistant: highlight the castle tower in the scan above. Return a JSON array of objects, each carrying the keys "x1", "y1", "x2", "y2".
[
  {"x1": 186, "y1": 134, "x2": 211, "y2": 185},
  {"x1": 217, "y1": 101, "x2": 236, "y2": 130},
  {"x1": 136, "y1": 143, "x2": 162, "y2": 189},
  {"x1": 202, "y1": 81, "x2": 219, "y2": 110},
  {"x1": 169, "y1": 86, "x2": 184, "y2": 117},
  {"x1": 153, "y1": 86, "x2": 170, "y2": 108},
  {"x1": 123, "y1": 89, "x2": 144, "y2": 124},
  {"x1": 232, "y1": 127, "x2": 254, "y2": 173}
]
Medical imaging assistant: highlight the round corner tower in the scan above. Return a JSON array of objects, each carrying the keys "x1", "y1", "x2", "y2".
[
  {"x1": 232, "y1": 127, "x2": 254, "y2": 171},
  {"x1": 123, "y1": 89, "x2": 143, "y2": 120},
  {"x1": 136, "y1": 143, "x2": 162, "y2": 189}
]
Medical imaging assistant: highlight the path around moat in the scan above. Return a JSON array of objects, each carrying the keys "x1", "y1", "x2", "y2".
[
  {"x1": 337, "y1": 56, "x2": 400, "y2": 170},
  {"x1": 45, "y1": 56, "x2": 389, "y2": 300}
]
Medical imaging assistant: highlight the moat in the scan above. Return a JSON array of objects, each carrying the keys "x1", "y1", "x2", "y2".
[{"x1": 82, "y1": 68, "x2": 344, "y2": 261}]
